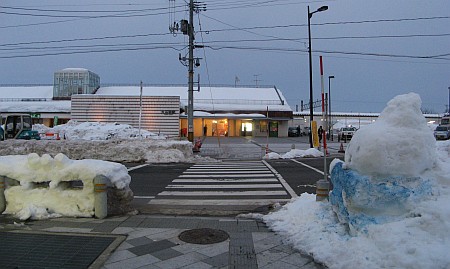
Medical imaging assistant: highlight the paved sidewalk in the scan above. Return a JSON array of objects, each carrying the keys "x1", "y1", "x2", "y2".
[{"x1": 0, "y1": 214, "x2": 327, "y2": 269}]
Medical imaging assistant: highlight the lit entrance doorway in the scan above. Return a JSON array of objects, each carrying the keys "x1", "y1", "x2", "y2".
[
  {"x1": 241, "y1": 122, "x2": 253, "y2": 136},
  {"x1": 210, "y1": 119, "x2": 228, "y2": 136}
]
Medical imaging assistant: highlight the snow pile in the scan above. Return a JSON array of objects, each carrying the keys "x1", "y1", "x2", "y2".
[
  {"x1": 0, "y1": 139, "x2": 194, "y2": 163},
  {"x1": 264, "y1": 93, "x2": 450, "y2": 269},
  {"x1": 33, "y1": 120, "x2": 166, "y2": 140},
  {"x1": 264, "y1": 148, "x2": 323, "y2": 159},
  {"x1": 1, "y1": 153, "x2": 131, "y2": 220},
  {"x1": 345, "y1": 93, "x2": 437, "y2": 176},
  {"x1": 2, "y1": 120, "x2": 199, "y2": 163}
]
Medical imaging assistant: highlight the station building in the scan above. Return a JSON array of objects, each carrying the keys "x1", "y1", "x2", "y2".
[{"x1": 1, "y1": 68, "x2": 293, "y2": 138}]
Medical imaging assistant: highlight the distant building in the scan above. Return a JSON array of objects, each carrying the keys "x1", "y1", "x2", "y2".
[
  {"x1": 2, "y1": 68, "x2": 295, "y2": 137},
  {"x1": 53, "y1": 68, "x2": 100, "y2": 100}
]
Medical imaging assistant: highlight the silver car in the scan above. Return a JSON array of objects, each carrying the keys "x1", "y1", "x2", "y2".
[{"x1": 434, "y1": 126, "x2": 450, "y2": 140}]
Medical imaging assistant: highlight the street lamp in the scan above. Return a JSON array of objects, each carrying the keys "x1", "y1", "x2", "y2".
[
  {"x1": 448, "y1": 87, "x2": 450, "y2": 114},
  {"x1": 328, "y1": 75, "x2": 334, "y2": 140},
  {"x1": 308, "y1": 5, "x2": 328, "y2": 148}
]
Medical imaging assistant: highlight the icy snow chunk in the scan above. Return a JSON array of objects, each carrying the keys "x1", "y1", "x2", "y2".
[
  {"x1": 0, "y1": 153, "x2": 131, "y2": 220},
  {"x1": 345, "y1": 93, "x2": 436, "y2": 177}
]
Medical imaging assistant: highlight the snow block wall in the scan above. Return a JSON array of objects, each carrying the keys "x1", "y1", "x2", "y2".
[
  {"x1": 0, "y1": 153, "x2": 132, "y2": 220},
  {"x1": 330, "y1": 161, "x2": 432, "y2": 235}
]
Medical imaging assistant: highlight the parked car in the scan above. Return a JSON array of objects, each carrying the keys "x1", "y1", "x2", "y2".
[
  {"x1": 338, "y1": 127, "x2": 357, "y2": 142},
  {"x1": 288, "y1": 127, "x2": 300, "y2": 137},
  {"x1": 434, "y1": 126, "x2": 450, "y2": 140}
]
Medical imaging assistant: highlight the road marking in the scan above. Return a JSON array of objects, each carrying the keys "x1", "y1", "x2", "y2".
[
  {"x1": 186, "y1": 168, "x2": 269, "y2": 171},
  {"x1": 298, "y1": 184, "x2": 317, "y2": 188},
  {"x1": 190, "y1": 165, "x2": 266, "y2": 169},
  {"x1": 166, "y1": 184, "x2": 283, "y2": 189},
  {"x1": 127, "y1": 164, "x2": 149, "y2": 171},
  {"x1": 148, "y1": 199, "x2": 291, "y2": 205},
  {"x1": 134, "y1": 195, "x2": 155, "y2": 199},
  {"x1": 262, "y1": 160, "x2": 298, "y2": 198},
  {"x1": 290, "y1": 159, "x2": 325, "y2": 175},
  {"x1": 172, "y1": 178, "x2": 279, "y2": 183},
  {"x1": 179, "y1": 174, "x2": 274, "y2": 178},
  {"x1": 158, "y1": 190, "x2": 287, "y2": 196},
  {"x1": 147, "y1": 161, "x2": 292, "y2": 209},
  {"x1": 182, "y1": 170, "x2": 271, "y2": 174}
]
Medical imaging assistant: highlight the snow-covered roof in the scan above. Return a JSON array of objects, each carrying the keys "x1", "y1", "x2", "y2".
[
  {"x1": 59, "y1": 68, "x2": 89, "y2": 72},
  {"x1": 0, "y1": 101, "x2": 71, "y2": 113},
  {"x1": 0, "y1": 86, "x2": 53, "y2": 99},
  {"x1": 97, "y1": 86, "x2": 284, "y2": 101},
  {"x1": 0, "y1": 85, "x2": 292, "y2": 114},
  {"x1": 97, "y1": 86, "x2": 291, "y2": 112}
]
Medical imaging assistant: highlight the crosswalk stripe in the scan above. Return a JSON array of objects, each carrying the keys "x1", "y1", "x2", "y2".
[
  {"x1": 148, "y1": 199, "x2": 291, "y2": 205},
  {"x1": 179, "y1": 174, "x2": 274, "y2": 178},
  {"x1": 158, "y1": 190, "x2": 287, "y2": 196},
  {"x1": 192, "y1": 163, "x2": 265, "y2": 168},
  {"x1": 166, "y1": 184, "x2": 283, "y2": 189},
  {"x1": 172, "y1": 178, "x2": 279, "y2": 183},
  {"x1": 183, "y1": 170, "x2": 271, "y2": 174},
  {"x1": 186, "y1": 168, "x2": 269, "y2": 171}
]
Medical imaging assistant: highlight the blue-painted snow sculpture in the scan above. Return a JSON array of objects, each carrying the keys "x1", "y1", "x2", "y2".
[
  {"x1": 330, "y1": 161, "x2": 432, "y2": 235},
  {"x1": 329, "y1": 93, "x2": 436, "y2": 235}
]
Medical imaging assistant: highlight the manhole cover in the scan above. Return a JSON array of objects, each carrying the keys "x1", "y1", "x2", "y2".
[{"x1": 179, "y1": 228, "x2": 229, "y2": 244}]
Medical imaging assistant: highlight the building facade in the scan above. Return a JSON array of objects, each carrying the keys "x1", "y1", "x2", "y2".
[
  {"x1": 53, "y1": 68, "x2": 100, "y2": 100},
  {"x1": 71, "y1": 95, "x2": 180, "y2": 138}
]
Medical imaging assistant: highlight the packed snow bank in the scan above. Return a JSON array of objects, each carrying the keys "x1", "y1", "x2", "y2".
[
  {"x1": 264, "y1": 148, "x2": 323, "y2": 159},
  {"x1": 0, "y1": 153, "x2": 131, "y2": 220},
  {"x1": 33, "y1": 120, "x2": 166, "y2": 140},
  {"x1": 12, "y1": 120, "x2": 204, "y2": 163},
  {"x1": 0, "y1": 139, "x2": 195, "y2": 163},
  {"x1": 264, "y1": 93, "x2": 450, "y2": 269}
]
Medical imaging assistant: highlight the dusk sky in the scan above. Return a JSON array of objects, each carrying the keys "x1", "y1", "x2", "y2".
[{"x1": 1, "y1": 0, "x2": 449, "y2": 113}]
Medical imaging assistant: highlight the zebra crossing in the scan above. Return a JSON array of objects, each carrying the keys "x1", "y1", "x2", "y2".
[{"x1": 146, "y1": 161, "x2": 295, "y2": 215}]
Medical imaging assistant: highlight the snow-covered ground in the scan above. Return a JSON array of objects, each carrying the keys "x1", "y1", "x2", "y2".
[{"x1": 263, "y1": 93, "x2": 450, "y2": 269}]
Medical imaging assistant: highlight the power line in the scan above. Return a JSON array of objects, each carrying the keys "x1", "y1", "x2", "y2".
[
  {"x1": 0, "y1": 45, "x2": 188, "y2": 59},
  {"x1": 2, "y1": 30, "x2": 448, "y2": 48},
  {"x1": 0, "y1": 33, "x2": 172, "y2": 47},
  {"x1": 200, "y1": 16, "x2": 450, "y2": 33},
  {"x1": 0, "y1": 10, "x2": 174, "y2": 18},
  {"x1": 0, "y1": 5, "x2": 177, "y2": 13},
  {"x1": 203, "y1": 45, "x2": 450, "y2": 60}
]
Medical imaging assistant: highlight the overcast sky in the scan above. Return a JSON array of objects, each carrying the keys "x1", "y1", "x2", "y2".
[{"x1": 1, "y1": 0, "x2": 449, "y2": 113}]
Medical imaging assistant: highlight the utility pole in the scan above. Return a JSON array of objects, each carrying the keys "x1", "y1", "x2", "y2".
[
  {"x1": 187, "y1": 0, "x2": 195, "y2": 142},
  {"x1": 169, "y1": 0, "x2": 205, "y2": 142}
]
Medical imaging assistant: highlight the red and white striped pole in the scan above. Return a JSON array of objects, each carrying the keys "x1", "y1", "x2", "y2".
[
  {"x1": 320, "y1": 56, "x2": 327, "y2": 155},
  {"x1": 316, "y1": 55, "x2": 330, "y2": 201}
]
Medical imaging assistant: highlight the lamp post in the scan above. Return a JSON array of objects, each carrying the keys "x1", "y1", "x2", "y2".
[
  {"x1": 328, "y1": 75, "x2": 334, "y2": 140},
  {"x1": 308, "y1": 5, "x2": 328, "y2": 148},
  {"x1": 448, "y1": 87, "x2": 450, "y2": 114}
]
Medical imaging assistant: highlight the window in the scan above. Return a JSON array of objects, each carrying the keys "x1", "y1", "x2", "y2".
[{"x1": 260, "y1": 121, "x2": 268, "y2": 132}]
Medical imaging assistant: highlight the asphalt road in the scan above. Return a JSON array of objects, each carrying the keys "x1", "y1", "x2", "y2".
[
  {"x1": 267, "y1": 157, "x2": 342, "y2": 195},
  {"x1": 126, "y1": 155, "x2": 344, "y2": 215}
]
